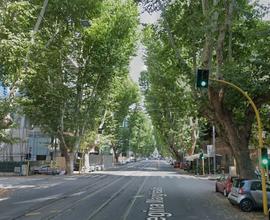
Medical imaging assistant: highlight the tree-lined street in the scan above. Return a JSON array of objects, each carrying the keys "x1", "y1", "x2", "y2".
[
  {"x1": 0, "y1": 160, "x2": 266, "y2": 220},
  {"x1": 0, "y1": 0, "x2": 270, "y2": 218}
]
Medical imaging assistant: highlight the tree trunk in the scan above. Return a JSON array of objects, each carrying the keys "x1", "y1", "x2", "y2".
[
  {"x1": 112, "y1": 145, "x2": 119, "y2": 163},
  {"x1": 169, "y1": 145, "x2": 181, "y2": 161},
  {"x1": 67, "y1": 153, "x2": 74, "y2": 175},
  {"x1": 190, "y1": 117, "x2": 199, "y2": 155},
  {"x1": 58, "y1": 130, "x2": 74, "y2": 175},
  {"x1": 62, "y1": 147, "x2": 74, "y2": 175},
  {"x1": 200, "y1": 0, "x2": 255, "y2": 178},
  {"x1": 209, "y1": 88, "x2": 255, "y2": 178}
]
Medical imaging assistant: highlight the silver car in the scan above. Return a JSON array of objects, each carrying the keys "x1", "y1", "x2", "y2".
[{"x1": 228, "y1": 179, "x2": 270, "y2": 212}]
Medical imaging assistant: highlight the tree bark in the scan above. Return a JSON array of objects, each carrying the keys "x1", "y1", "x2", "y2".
[
  {"x1": 62, "y1": 146, "x2": 74, "y2": 175},
  {"x1": 189, "y1": 117, "x2": 199, "y2": 155},
  {"x1": 169, "y1": 144, "x2": 181, "y2": 161},
  {"x1": 112, "y1": 145, "x2": 119, "y2": 163},
  {"x1": 58, "y1": 132, "x2": 74, "y2": 175},
  {"x1": 209, "y1": 87, "x2": 256, "y2": 178},
  {"x1": 200, "y1": 0, "x2": 256, "y2": 178}
]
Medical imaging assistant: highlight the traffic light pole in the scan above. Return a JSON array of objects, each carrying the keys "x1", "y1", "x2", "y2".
[
  {"x1": 213, "y1": 125, "x2": 216, "y2": 175},
  {"x1": 202, "y1": 158, "x2": 205, "y2": 175},
  {"x1": 210, "y1": 78, "x2": 268, "y2": 216}
]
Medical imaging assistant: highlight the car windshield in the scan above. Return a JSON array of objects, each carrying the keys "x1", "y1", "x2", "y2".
[
  {"x1": 231, "y1": 176, "x2": 238, "y2": 181},
  {"x1": 232, "y1": 179, "x2": 246, "y2": 188}
]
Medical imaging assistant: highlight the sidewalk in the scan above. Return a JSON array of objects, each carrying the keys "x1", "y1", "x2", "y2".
[
  {"x1": 175, "y1": 168, "x2": 221, "y2": 180},
  {"x1": 0, "y1": 188, "x2": 10, "y2": 199}
]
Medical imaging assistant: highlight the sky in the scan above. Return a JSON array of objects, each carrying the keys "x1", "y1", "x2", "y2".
[
  {"x1": 129, "y1": 7, "x2": 160, "y2": 83},
  {"x1": 129, "y1": 0, "x2": 269, "y2": 84}
]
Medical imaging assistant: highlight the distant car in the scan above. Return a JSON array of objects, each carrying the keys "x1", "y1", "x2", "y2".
[
  {"x1": 215, "y1": 175, "x2": 238, "y2": 196},
  {"x1": 180, "y1": 162, "x2": 190, "y2": 170},
  {"x1": 130, "y1": 156, "x2": 136, "y2": 162},
  {"x1": 168, "y1": 159, "x2": 175, "y2": 165},
  {"x1": 33, "y1": 165, "x2": 60, "y2": 175},
  {"x1": 120, "y1": 160, "x2": 127, "y2": 165},
  {"x1": 228, "y1": 179, "x2": 270, "y2": 212}
]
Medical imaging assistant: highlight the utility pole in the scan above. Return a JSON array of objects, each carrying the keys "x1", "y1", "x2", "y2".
[
  {"x1": 213, "y1": 125, "x2": 216, "y2": 174},
  {"x1": 202, "y1": 158, "x2": 205, "y2": 175}
]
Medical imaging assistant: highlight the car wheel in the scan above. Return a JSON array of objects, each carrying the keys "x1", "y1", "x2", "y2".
[
  {"x1": 215, "y1": 184, "x2": 218, "y2": 192},
  {"x1": 240, "y1": 199, "x2": 254, "y2": 212},
  {"x1": 223, "y1": 189, "x2": 227, "y2": 196}
]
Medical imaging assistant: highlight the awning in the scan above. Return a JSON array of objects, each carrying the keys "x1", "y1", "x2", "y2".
[{"x1": 184, "y1": 153, "x2": 222, "y2": 161}]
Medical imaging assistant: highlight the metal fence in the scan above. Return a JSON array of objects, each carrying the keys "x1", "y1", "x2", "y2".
[
  {"x1": 89, "y1": 154, "x2": 114, "y2": 170},
  {"x1": 0, "y1": 161, "x2": 26, "y2": 172},
  {"x1": 0, "y1": 161, "x2": 48, "y2": 172}
]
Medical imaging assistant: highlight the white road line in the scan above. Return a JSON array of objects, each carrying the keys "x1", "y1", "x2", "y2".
[
  {"x1": 70, "y1": 191, "x2": 86, "y2": 197},
  {"x1": 14, "y1": 194, "x2": 62, "y2": 204},
  {"x1": 123, "y1": 176, "x2": 149, "y2": 220},
  {"x1": 87, "y1": 178, "x2": 133, "y2": 220},
  {"x1": 47, "y1": 176, "x2": 128, "y2": 219},
  {"x1": 0, "y1": 197, "x2": 8, "y2": 202}
]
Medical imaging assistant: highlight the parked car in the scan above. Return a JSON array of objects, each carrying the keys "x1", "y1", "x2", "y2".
[
  {"x1": 33, "y1": 165, "x2": 60, "y2": 175},
  {"x1": 180, "y1": 162, "x2": 190, "y2": 170},
  {"x1": 168, "y1": 159, "x2": 174, "y2": 165},
  {"x1": 174, "y1": 161, "x2": 181, "y2": 168},
  {"x1": 215, "y1": 175, "x2": 238, "y2": 196},
  {"x1": 228, "y1": 179, "x2": 270, "y2": 212}
]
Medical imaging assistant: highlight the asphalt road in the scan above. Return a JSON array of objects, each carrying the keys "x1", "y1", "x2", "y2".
[{"x1": 0, "y1": 160, "x2": 266, "y2": 220}]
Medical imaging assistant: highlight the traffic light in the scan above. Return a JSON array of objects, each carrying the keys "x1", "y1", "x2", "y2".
[
  {"x1": 261, "y1": 148, "x2": 268, "y2": 168},
  {"x1": 196, "y1": 69, "x2": 209, "y2": 88},
  {"x1": 199, "y1": 152, "x2": 204, "y2": 160},
  {"x1": 25, "y1": 153, "x2": 31, "y2": 160},
  {"x1": 98, "y1": 127, "x2": 103, "y2": 134},
  {"x1": 77, "y1": 152, "x2": 83, "y2": 159}
]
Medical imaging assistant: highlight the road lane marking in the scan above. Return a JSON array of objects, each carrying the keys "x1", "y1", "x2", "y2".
[
  {"x1": 133, "y1": 195, "x2": 144, "y2": 198},
  {"x1": 45, "y1": 176, "x2": 128, "y2": 219},
  {"x1": 0, "y1": 197, "x2": 8, "y2": 202},
  {"x1": 123, "y1": 176, "x2": 149, "y2": 220},
  {"x1": 25, "y1": 212, "x2": 41, "y2": 216},
  {"x1": 14, "y1": 194, "x2": 62, "y2": 204},
  {"x1": 146, "y1": 187, "x2": 172, "y2": 220},
  {"x1": 87, "y1": 178, "x2": 134, "y2": 220},
  {"x1": 70, "y1": 191, "x2": 86, "y2": 197}
]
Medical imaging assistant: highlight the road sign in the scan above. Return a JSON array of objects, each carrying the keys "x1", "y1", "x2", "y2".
[{"x1": 207, "y1": 145, "x2": 214, "y2": 156}]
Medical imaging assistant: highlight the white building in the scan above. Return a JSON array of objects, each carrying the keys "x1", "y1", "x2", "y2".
[{"x1": 0, "y1": 115, "x2": 51, "y2": 162}]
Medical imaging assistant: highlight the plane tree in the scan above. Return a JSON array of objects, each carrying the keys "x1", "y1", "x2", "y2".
[
  {"x1": 127, "y1": 108, "x2": 156, "y2": 157},
  {"x1": 102, "y1": 77, "x2": 140, "y2": 162},
  {"x1": 141, "y1": 0, "x2": 270, "y2": 177},
  {"x1": 18, "y1": 0, "x2": 139, "y2": 174},
  {"x1": 139, "y1": 38, "x2": 198, "y2": 160}
]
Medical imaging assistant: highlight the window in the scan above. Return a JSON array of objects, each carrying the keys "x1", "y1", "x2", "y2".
[
  {"x1": 251, "y1": 182, "x2": 262, "y2": 191},
  {"x1": 266, "y1": 184, "x2": 270, "y2": 192}
]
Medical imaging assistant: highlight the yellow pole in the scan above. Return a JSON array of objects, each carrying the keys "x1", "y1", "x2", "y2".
[
  {"x1": 211, "y1": 79, "x2": 268, "y2": 215},
  {"x1": 267, "y1": 166, "x2": 269, "y2": 182}
]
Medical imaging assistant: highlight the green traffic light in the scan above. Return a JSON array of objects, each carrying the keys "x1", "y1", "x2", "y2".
[
  {"x1": 201, "y1": 81, "x2": 206, "y2": 87},
  {"x1": 196, "y1": 69, "x2": 209, "y2": 89},
  {"x1": 262, "y1": 158, "x2": 268, "y2": 165}
]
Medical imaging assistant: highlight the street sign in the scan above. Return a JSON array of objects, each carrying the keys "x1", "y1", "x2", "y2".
[{"x1": 207, "y1": 145, "x2": 214, "y2": 156}]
